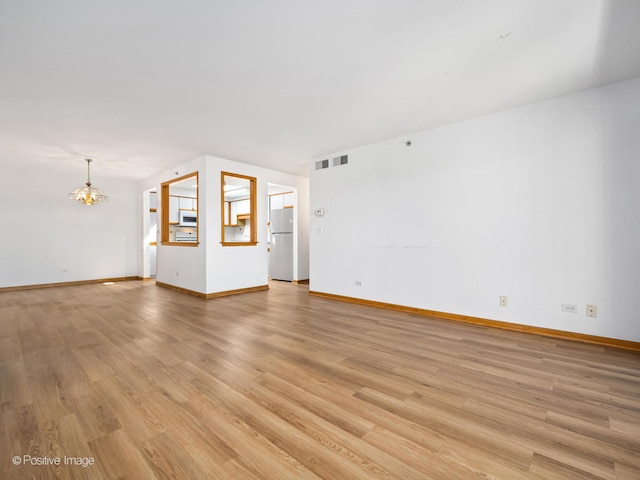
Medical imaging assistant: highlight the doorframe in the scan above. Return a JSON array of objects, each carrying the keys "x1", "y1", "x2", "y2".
[
  {"x1": 142, "y1": 187, "x2": 158, "y2": 279},
  {"x1": 267, "y1": 183, "x2": 298, "y2": 282}
]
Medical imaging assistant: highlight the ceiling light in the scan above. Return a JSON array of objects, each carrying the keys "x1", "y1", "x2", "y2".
[{"x1": 68, "y1": 158, "x2": 109, "y2": 205}]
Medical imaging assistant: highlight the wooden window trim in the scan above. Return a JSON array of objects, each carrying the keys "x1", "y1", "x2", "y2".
[
  {"x1": 220, "y1": 241, "x2": 259, "y2": 247},
  {"x1": 221, "y1": 171, "x2": 257, "y2": 246},
  {"x1": 161, "y1": 172, "x2": 199, "y2": 246}
]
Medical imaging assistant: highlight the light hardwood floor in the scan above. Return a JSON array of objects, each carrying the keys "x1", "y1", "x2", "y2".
[{"x1": 1, "y1": 280, "x2": 639, "y2": 479}]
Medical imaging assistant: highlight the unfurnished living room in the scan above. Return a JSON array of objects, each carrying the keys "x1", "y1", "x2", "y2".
[{"x1": 1, "y1": 1, "x2": 639, "y2": 479}]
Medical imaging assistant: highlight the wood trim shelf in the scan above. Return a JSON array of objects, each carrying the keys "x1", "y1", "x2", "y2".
[
  {"x1": 160, "y1": 242, "x2": 199, "y2": 247},
  {"x1": 161, "y1": 171, "x2": 198, "y2": 245},
  {"x1": 308, "y1": 290, "x2": 640, "y2": 352},
  {"x1": 221, "y1": 171, "x2": 257, "y2": 245},
  {"x1": 268, "y1": 191, "x2": 294, "y2": 196},
  {"x1": 171, "y1": 194, "x2": 198, "y2": 200}
]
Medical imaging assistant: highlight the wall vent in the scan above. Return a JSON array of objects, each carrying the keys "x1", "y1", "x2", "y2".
[
  {"x1": 333, "y1": 155, "x2": 348, "y2": 166},
  {"x1": 315, "y1": 159, "x2": 329, "y2": 170}
]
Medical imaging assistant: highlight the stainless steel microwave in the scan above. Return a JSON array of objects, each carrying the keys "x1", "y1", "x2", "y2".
[{"x1": 179, "y1": 210, "x2": 197, "y2": 226}]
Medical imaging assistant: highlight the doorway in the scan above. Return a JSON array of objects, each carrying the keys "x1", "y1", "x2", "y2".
[
  {"x1": 267, "y1": 184, "x2": 296, "y2": 282},
  {"x1": 142, "y1": 188, "x2": 158, "y2": 278}
]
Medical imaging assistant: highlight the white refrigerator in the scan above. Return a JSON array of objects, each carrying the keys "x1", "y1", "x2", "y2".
[{"x1": 270, "y1": 209, "x2": 293, "y2": 281}]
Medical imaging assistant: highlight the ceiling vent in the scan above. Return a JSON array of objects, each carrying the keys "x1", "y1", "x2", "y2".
[
  {"x1": 333, "y1": 155, "x2": 348, "y2": 166},
  {"x1": 315, "y1": 159, "x2": 329, "y2": 170}
]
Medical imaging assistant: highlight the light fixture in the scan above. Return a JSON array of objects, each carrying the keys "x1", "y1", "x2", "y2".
[{"x1": 68, "y1": 158, "x2": 109, "y2": 205}]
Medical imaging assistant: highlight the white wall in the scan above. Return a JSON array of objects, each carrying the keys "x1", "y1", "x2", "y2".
[
  {"x1": 310, "y1": 77, "x2": 640, "y2": 342},
  {"x1": 139, "y1": 156, "x2": 207, "y2": 293},
  {"x1": 0, "y1": 162, "x2": 139, "y2": 288},
  {"x1": 140, "y1": 155, "x2": 309, "y2": 295},
  {"x1": 203, "y1": 156, "x2": 309, "y2": 294}
]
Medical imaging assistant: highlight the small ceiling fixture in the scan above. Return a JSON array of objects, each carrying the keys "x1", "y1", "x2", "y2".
[{"x1": 68, "y1": 158, "x2": 109, "y2": 205}]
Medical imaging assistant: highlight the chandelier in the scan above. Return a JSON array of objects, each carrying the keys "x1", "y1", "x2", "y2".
[{"x1": 68, "y1": 158, "x2": 109, "y2": 205}]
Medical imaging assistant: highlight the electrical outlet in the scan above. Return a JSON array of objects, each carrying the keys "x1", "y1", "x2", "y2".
[
  {"x1": 562, "y1": 304, "x2": 578, "y2": 313},
  {"x1": 354, "y1": 280, "x2": 363, "y2": 287},
  {"x1": 586, "y1": 304, "x2": 597, "y2": 318},
  {"x1": 499, "y1": 295, "x2": 508, "y2": 307},
  {"x1": 60, "y1": 268, "x2": 68, "y2": 273}
]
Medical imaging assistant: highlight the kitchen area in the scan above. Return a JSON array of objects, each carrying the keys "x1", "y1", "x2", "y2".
[
  {"x1": 167, "y1": 175, "x2": 198, "y2": 244},
  {"x1": 142, "y1": 159, "x2": 309, "y2": 291},
  {"x1": 146, "y1": 176, "x2": 297, "y2": 281},
  {"x1": 168, "y1": 195, "x2": 197, "y2": 243}
]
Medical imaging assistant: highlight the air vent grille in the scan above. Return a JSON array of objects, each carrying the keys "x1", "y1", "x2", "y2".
[
  {"x1": 333, "y1": 155, "x2": 348, "y2": 166},
  {"x1": 315, "y1": 159, "x2": 329, "y2": 170}
]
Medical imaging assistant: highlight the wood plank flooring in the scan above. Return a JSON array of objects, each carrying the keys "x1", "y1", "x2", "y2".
[{"x1": 1, "y1": 280, "x2": 639, "y2": 479}]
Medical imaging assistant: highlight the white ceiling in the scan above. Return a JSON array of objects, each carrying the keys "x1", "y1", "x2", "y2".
[{"x1": 1, "y1": 0, "x2": 639, "y2": 180}]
